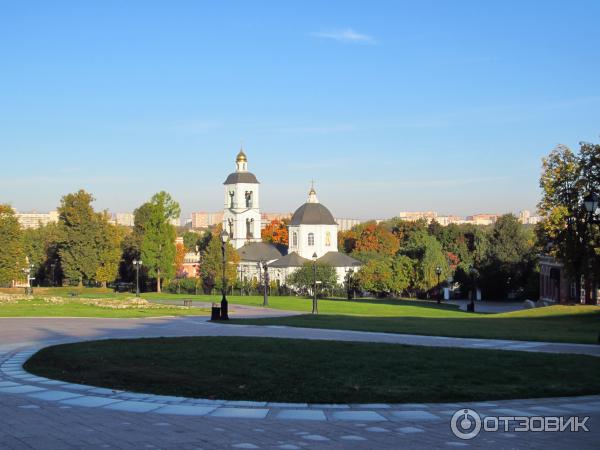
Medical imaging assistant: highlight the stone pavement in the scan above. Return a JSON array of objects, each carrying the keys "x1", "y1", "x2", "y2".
[{"x1": 0, "y1": 311, "x2": 599, "y2": 449}]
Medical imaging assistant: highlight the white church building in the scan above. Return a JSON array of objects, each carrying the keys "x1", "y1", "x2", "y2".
[{"x1": 222, "y1": 149, "x2": 361, "y2": 286}]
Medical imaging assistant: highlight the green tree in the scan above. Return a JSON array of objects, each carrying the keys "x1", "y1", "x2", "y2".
[
  {"x1": 537, "y1": 143, "x2": 600, "y2": 304},
  {"x1": 479, "y1": 214, "x2": 537, "y2": 299},
  {"x1": 0, "y1": 205, "x2": 25, "y2": 286},
  {"x1": 199, "y1": 232, "x2": 239, "y2": 293},
  {"x1": 401, "y1": 230, "x2": 449, "y2": 294},
  {"x1": 140, "y1": 201, "x2": 177, "y2": 292},
  {"x1": 22, "y1": 222, "x2": 62, "y2": 286},
  {"x1": 95, "y1": 213, "x2": 125, "y2": 288},
  {"x1": 182, "y1": 231, "x2": 201, "y2": 252},
  {"x1": 151, "y1": 191, "x2": 181, "y2": 220},
  {"x1": 57, "y1": 190, "x2": 101, "y2": 286},
  {"x1": 286, "y1": 262, "x2": 337, "y2": 297}
]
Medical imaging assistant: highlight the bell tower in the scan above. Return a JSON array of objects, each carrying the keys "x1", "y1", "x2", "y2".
[{"x1": 223, "y1": 147, "x2": 262, "y2": 249}]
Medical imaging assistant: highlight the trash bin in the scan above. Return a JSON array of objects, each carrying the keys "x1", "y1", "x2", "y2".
[{"x1": 211, "y1": 304, "x2": 221, "y2": 321}]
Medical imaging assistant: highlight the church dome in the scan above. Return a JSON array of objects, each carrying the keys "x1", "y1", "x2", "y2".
[
  {"x1": 236, "y1": 149, "x2": 247, "y2": 162},
  {"x1": 290, "y1": 203, "x2": 336, "y2": 225}
]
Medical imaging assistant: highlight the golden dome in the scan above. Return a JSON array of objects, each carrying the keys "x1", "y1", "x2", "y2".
[{"x1": 236, "y1": 148, "x2": 247, "y2": 162}]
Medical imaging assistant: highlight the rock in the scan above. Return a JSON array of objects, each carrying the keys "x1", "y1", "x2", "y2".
[{"x1": 523, "y1": 299, "x2": 535, "y2": 309}]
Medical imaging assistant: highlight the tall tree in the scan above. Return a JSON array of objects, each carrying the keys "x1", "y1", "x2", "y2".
[
  {"x1": 95, "y1": 213, "x2": 124, "y2": 288},
  {"x1": 199, "y1": 231, "x2": 239, "y2": 293},
  {"x1": 58, "y1": 190, "x2": 101, "y2": 286},
  {"x1": 400, "y1": 230, "x2": 449, "y2": 293},
  {"x1": 23, "y1": 222, "x2": 62, "y2": 286},
  {"x1": 0, "y1": 205, "x2": 25, "y2": 286},
  {"x1": 537, "y1": 143, "x2": 600, "y2": 304},
  {"x1": 353, "y1": 223, "x2": 400, "y2": 257},
  {"x1": 140, "y1": 200, "x2": 177, "y2": 292},
  {"x1": 479, "y1": 214, "x2": 537, "y2": 298}
]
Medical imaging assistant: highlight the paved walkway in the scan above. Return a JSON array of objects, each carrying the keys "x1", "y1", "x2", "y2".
[{"x1": 0, "y1": 310, "x2": 599, "y2": 449}]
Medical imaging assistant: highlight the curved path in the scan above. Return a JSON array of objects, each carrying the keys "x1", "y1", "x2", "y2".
[{"x1": 0, "y1": 309, "x2": 599, "y2": 449}]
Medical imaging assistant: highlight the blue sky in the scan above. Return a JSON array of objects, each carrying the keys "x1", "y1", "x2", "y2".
[{"x1": 1, "y1": 1, "x2": 599, "y2": 220}]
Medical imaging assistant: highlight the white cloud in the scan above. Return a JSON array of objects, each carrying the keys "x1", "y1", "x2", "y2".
[{"x1": 310, "y1": 28, "x2": 376, "y2": 44}]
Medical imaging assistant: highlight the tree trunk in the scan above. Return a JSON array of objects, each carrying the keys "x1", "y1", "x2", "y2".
[
  {"x1": 156, "y1": 269, "x2": 161, "y2": 293},
  {"x1": 101, "y1": 281, "x2": 107, "y2": 289},
  {"x1": 78, "y1": 276, "x2": 83, "y2": 287}
]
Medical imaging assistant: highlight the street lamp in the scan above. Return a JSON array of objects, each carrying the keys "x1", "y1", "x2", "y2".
[
  {"x1": 435, "y1": 266, "x2": 443, "y2": 304},
  {"x1": 312, "y1": 252, "x2": 318, "y2": 314},
  {"x1": 260, "y1": 260, "x2": 269, "y2": 307},
  {"x1": 583, "y1": 192, "x2": 599, "y2": 218},
  {"x1": 345, "y1": 268, "x2": 354, "y2": 300},
  {"x1": 133, "y1": 259, "x2": 142, "y2": 297},
  {"x1": 220, "y1": 230, "x2": 230, "y2": 320},
  {"x1": 468, "y1": 266, "x2": 478, "y2": 312}
]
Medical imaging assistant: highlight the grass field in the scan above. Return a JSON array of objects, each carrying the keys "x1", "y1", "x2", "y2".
[
  {"x1": 24, "y1": 336, "x2": 600, "y2": 403},
  {"x1": 229, "y1": 305, "x2": 600, "y2": 344},
  {"x1": 0, "y1": 298, "x2": 209, "y2": 318}
]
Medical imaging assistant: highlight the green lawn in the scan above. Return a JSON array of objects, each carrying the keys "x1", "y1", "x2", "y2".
[
  {"x1": 0, "y1": 298, "x2": 208, "y2": 318},
  {"x1": 24, "y1": 336, "x2": 600, "y2": 403},
  {"x1": 229, "y1": 305, "x2": 600, "y2": 344}
]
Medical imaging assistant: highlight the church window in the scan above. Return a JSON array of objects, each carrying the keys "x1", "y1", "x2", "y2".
[
  {"x1": 245, "y1": 191, "x2": 253, "y2": 208},
  {"x1": 325, "y1": 231, "x2": 331, "y2": 246},
  {"x1": 308, "y1": 233, "x2": 315, "y2": 246},
  {"x1": 292, "y1": 232, "x2": 298, "y2": 247}
]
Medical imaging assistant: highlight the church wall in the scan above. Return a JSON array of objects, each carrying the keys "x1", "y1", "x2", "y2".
[{"x1": 294, "y1": 224, "x2": 338, "y2": 259}]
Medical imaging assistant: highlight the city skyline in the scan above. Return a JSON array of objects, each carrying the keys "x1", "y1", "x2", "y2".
[{"x1": 2, "y1": 2, "x2": 599, "y2": 218}]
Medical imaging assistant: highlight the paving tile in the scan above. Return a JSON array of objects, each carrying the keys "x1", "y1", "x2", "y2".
[
  {"x1": 60, "y1": 396, "x2": 122, "y2": 408},
  {"x1": 88, "y1": 387, "x2": 120, "y2": 395},
  {"x1": 276, "y1": 409, "x2": 326, "y2": 421},
  {"x1": 210, "y1": 407, "x2": 269, "y2": 419},
  {"x1": 391, "y1": 411, "x2": 441, "y2": 421},
  {"x1": 232, "y1": 444, "x2": 259, "y2": 449},
  {"x1": 225, "y1": 400, "x2": 268, "y2": 407},
  {"x1": 0, "y1": 381, "x2": 20, "y2": 387},
  {"x1": 302, "y1": 434, "x2": 329, "y2": 441},
  {"x1": 355, "y1": 403, "x2": 391, "y2": 409},
  {"x1": 340, "y1": 435, "x2": 367, "y2": 441},
  {"x1": 397, "y1": 426, "x2": 424, "y2": 433},
  {"x1": 560, "y1": 403, "x2": 600, "y2": 412},
  {"x1": 28, "y1": 390, "x2": 83, "y2": 401},
  {"x1": 268, "y1": 402, "x2": 308, "y2": 408},
  {"x1": 61, "y1": 384, "x2": 94, "y2": 391},
  {"x1": 152, "y1": 404, "x2": 217, "y2": 416},
  {"x1": 331, "y1": 410, "x2": 386, "y2": 421},
  {"x1": 105, "y1": 401, "x2": 163, "y2": 413},
  {"x1": 490, "y1": 408, "x2": 537, "y2": 417},
  {"x1": 0, "y1": 385, "x2": 46, "y2": 394},
  {"x1": 310, "y1": 404, "x2": 349, "y2": 409}
]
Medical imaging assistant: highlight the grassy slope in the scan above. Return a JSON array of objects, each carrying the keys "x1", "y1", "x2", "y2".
[
  {"x1": 25, "y1": 336, "x2": 600, "y2": 403},
  {"x1": 229, "y1": 305, "x2": 600, "y2": 344},
  {"x1": 0, "y1": 299, "x2": 208, "y2": 318}
]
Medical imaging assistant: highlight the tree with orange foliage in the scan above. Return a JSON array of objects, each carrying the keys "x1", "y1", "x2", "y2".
[
  {"x1": 261, "y1": 219, "x2": 289, "y2": 246},
  {"x1": 354, "y1": 223, "x2": 400, "y2": 257},
  {"x1": 174, "y1": 242, "x2": 186, "y2": 277}
]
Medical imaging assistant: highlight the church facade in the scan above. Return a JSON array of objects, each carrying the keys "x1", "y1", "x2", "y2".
[{"x1": 222, "y1": 149, "x2": 361, "y2": 287}]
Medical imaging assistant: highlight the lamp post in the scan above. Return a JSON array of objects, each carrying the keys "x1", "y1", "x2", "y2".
[
  {"x1": 468, "y1": 266, "x2": 478, "y2": 312},
  {"x1": 133, "y1": 259, "x2": 142, "y2": 297},
  {"x1": 312, "y1": 252, "x2": 318, "y2": 314},
  {"x1": 582, "y1": 192, "x2": 599, "y2": 304},
  {"x1": 346, "y1": 268, "x2": 354, "y2": 300},
  {"x1": 435, "y1": 266, "x2": 442, "y2": 304},
  {"x1": 220, "y1": 230, "x2": 230, "y2": 320},
  {"x1": 261, "y1": 260, "x2": 269, "y2": 307}
]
